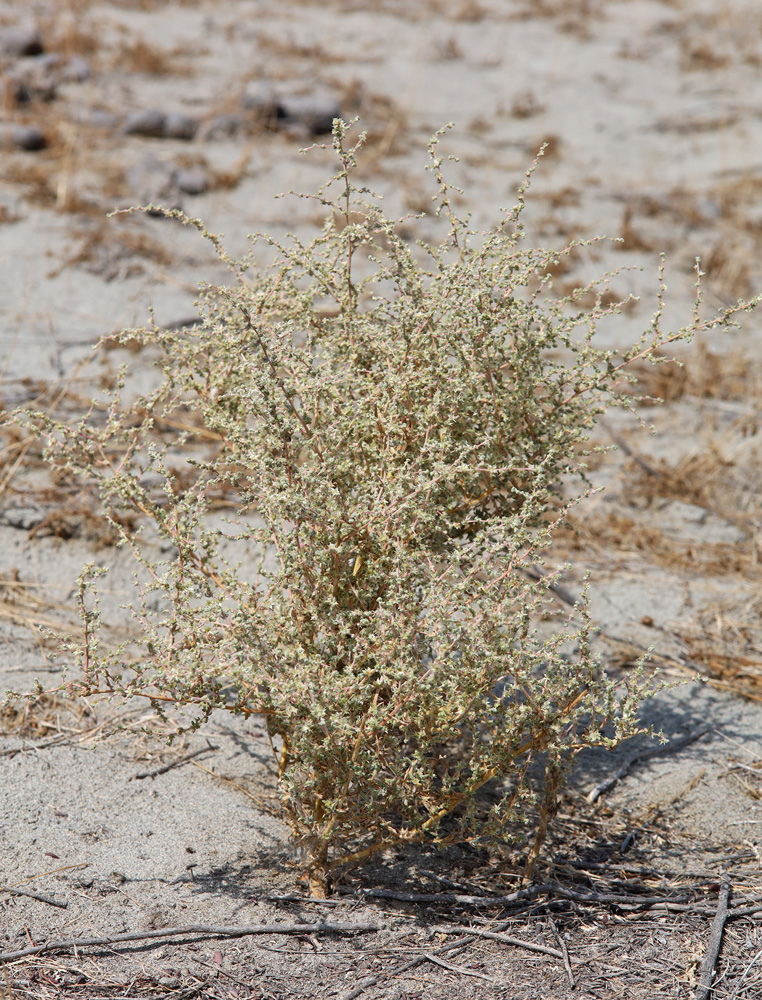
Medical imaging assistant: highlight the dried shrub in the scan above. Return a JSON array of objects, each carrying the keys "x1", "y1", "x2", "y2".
[{"x1": 16, "y1": 121, "x2": 759, "y2": 895}]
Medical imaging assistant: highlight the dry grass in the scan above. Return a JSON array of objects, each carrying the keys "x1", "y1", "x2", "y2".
[
  {"x1": 254, "y1": 31, "x2": 335, "y2": 67},
  {"x1": 452, "y1": 0, "x2": 487, "y2": 21},
  {"x1": 0, "y1": 689, "x2": 96, "y2": 740},
  {"x1": 108, "y1": 38, "x2": 195, "y2": 76},
  {"x1": 54, "y1": 220, "x2": 174, "y2": 281},
  {"x1": 622, "y1": 341, "x2": 761, "y2": 405},
  {"x1": 511, "y1": 90, "x2": 546, "y2": 119}
]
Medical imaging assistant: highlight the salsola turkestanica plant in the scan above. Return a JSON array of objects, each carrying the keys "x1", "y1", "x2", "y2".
[{"x1": 26, "y1": 120, "x2": 757, "y2": 895}]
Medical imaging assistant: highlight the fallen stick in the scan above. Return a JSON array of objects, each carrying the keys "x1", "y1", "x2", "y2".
[
  {"x1": 586, "y1": 725, "x2": 711, "y2": 804},
  {"x1": 0, "y1": 888, "x2": 67, "y2": 909},
  {"x1": 520, "y1": 564, "x2": 580, "y2": 609},
  {"x1": 423, "y1": 951, "x2": 497, "y2": 984},
  {"x1": 131, "y1": 742, "x2": 218, "y2": 780},
  {"x1": 0, "y1": 734, "x2": 72, "y2": 757},
  {"x1": 357, "y1": 885, "x2": 543, "y2": 907},
  {"x1": 0, "y1": 921, "x2": 379, "y2": 963},
  {"x1": 600, "y1": 417, "x2": 662, "y2": 477},
  {"x1": 549, "y1": 918, "x2": 575, "y2": 989},
  {"x1": 358, "y1": 883, "x2": 690, "y2": 909},
  {"x1": 695, "y1": 873, "x2": 731, "y2": 1000},
  {"x1": 339, "y1": 935, "x2": 472, "y2": 1000},
  {"x1": 431, "y1": 925, "x2": 565, "y2": 960},
  {"x1": 722, "y1": 901, "x2": 762, "y2": 920}
]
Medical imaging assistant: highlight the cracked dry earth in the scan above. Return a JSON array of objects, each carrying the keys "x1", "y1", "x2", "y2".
[{"x1": 4, "y1": 0, "x2": 762, "y2": 997}]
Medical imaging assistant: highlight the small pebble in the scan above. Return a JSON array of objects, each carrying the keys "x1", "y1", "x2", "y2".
[
  {"x1": 4, "y1": 76, "x2": 32, "y2": 104},
  {"x1": 163, "y1": 111, "x2": 199, "y2": 140},
  {"x1": 175, "y1": 167, "x2": 208, "y2": 195},
  {"x1": 280, "y1": 94, "x2": 340, "y2": 136},
  {"x1": 5, "y1": 60, "x2": 58, "y2": 102},
  {"x1": 0, "y1": 505, "x2": 44, "y2": 529},
  {"x1": 121, "y1": 108, "x2": 167, "y2": 137},
  {"x1": 75, "y1": 106, "x2": 119, "y2": 129},
  {"x1": 240, "y1": 80, "x2": 282, "y2": 125},
  {"x1": 199, "y1": 113, "x2": 244, "y2": 140},
  {"x1": 31, "y1": 52, "x2": 60, "y2": 73},
  {"x1": 0, "y1": 25, "x2": 44, "y2": 57},
  {"x1": 126, "y1": 153, "x2": 182, "y2": 209},
  {"x1": 0, "y1": 124, "x2": 47, "y2": 151},
  {"x1": 60, "y1": 56, "x2": 90, "y2": 83}
]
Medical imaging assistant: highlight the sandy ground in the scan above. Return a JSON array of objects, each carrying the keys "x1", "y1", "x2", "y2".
[{"x1": 3, "y1": 1, "x2": 762, "y2": 997}]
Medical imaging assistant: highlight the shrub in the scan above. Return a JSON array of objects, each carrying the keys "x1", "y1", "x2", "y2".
[{"x1": 19, "y1": 121, "x2": 757, "y2": 895}]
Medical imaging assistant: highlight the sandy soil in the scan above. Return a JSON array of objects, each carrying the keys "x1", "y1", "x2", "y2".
[{"x1": 3, "y1": 1, "x2": 762, "y2": 997}]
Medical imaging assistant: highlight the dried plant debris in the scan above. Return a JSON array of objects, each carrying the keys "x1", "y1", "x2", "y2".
[{"x1": 0, "y1": 689, "x2": 95, "y2": 740}]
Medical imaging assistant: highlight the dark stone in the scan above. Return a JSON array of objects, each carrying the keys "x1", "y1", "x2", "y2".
[
  {"x1": 31, "y1": 53, "x2": 60, "y2": 73},
  {"x1": 4, "y1": 75, "x2": 31, "y2": 104},
  {"x1": 126, "y1": 153, "x2": 182, "y2": 210},
  {"x1": 121, "y1": 108, "x2": 167, "y2": 137},
  {"x1": 163, "y1": 111, "x2": 199, "y2": 140},
  {"x1": 240, "y1": 80, "x2": 279, "y2": 112},
  {"x1": 199, "y1": 113, "x2": 244, "y2": 140},
  {"x1": 175, "y1": 167, "x2": 208, "y2": 195},
  {"x1": 13, "y1": 124, "x2": 46, "y2": 150},
  {"x1": 6, "y1": 53, "x2": 90, "y2": 102},
  {"x1": 72, "y1": 106, "x2": 119, "y2": 129},
  {"x1": 280, "y1": 95, "x2": 340, "y2": 136},
  {"x1": 60, "y1": 56, "x2": 90, "y2": 83},
  {"x1": 0, "y1": 25, "x2": 44, "y2": 57},
  {"x1": 0, "y1": 124, "x2": 47, "y2": 151},
  {"x1": 5, "y1": 59, "x2": 58, "y2": 102},
  {"x1": 0, "y1": 505, "x2": 44, "y2": 530},
  {"x1": 240, "y1": 80, "x2": 283, "y2": 127}
]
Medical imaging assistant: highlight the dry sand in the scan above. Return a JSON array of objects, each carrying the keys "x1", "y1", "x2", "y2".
[{"x1": 3, "y1": 1, "x2": 762, "y2": 996}]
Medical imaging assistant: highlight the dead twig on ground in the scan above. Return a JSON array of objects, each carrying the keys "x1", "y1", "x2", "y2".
[
  {"x1": 339, "y1": 935, "x2": 473, "y2": 1000},
  {"x1": 0, "y1": 887, "x2": 67, "y2": 909},
  {"x1": 188, "y1": 953, "x2": 264, "y2": 985},
  {"x1": 600, "y1": 417, "x2": 662, "y2": 477},
  {"x1": 423, "y1": 950, "x2": 498, "y2": 984},
  {"x1": 520, "y1": 564, "x2": 580, "y2": 608},
  {"x1": 131, "y1": 741, "x2": 218, "y2": 780},
  {"x1": 190, "y1": 760, "x2": 280, "y2": 814},
  {"x1": 431, "y1": 924, "x2": 566, "y2": 961},
  {"x1": 356, "y1": 883, "x2": 691, "y2": 910},
  {"x1": 0, "y1": 921, "x2": 379, "y2": 963},
  {"x1": 549, "y1": 917, "x2": 575, "y2": 988},
  {"x1": 266, "y1": 893, "x2": 355, "y2": 906},
  {"x1": 695, "y1": 871, "x2": 731, "y2": 1000},
  {"x1": 586, "y1": 725, "x2": 711, "y2": 803}
]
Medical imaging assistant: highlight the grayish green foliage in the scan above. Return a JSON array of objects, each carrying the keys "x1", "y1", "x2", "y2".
[{"x1": 22, "y1": 121, "x2": 757, "y2": 894}]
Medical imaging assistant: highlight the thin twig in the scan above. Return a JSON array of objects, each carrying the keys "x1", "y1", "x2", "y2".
[
  {"x1": 734, "y1": 945, "x2": 762, "y2": 995},
  {"x1": 418, "y1": 869, "x2": 489, "y2": 896},
  {"x1": 3, "y1": 862, "x2": 89, "y2": 889},
  {"x1": 0, "y1": 921, "x2": 379, "y2": 962},
  {"x1": 338, "y1": 936, "x2": 472, "y2": 1000},
  {"x1": 586, "y1": 726, "x2": 711, "y2": 803},
  {"x1": 131, "y1": 742, "x2": 218, "y2": 780},
  {"x1": 431, "y1": 925, "x2": 564, "y2": 960},
  {"x1": 695, "y1": 872, "x2": 730, "y2": 1000},
  {"x1": 549, "y1": 918, "x2": 575, "y2": 989},
  {"x1": 0, "y1": 734, "x2": 72, "y2": 757},
  {"x1": 600, "y1": 417, "x2": 661, "y2": 476},
  {"x1": 188, "y1": 953, "x2": 263, "y2": 986},
  {"x1": 355, "y1": 886, "x2": 539, "y2": 906},
  {"x1": 266, "y1": 893, "x2": 353, "y2": 906},
  {"x1": 423, "y1": 951, "x2": 498, "y2": 984},
  {"x1": 357, "y1": 883, "x2": 690, "y2": 910},
  {"x1": 0, "y1": 887, "x2": 67, "y2": 909},
  {"x1": 520, "y1": 564, "x2": 580, "y2": 608}
]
